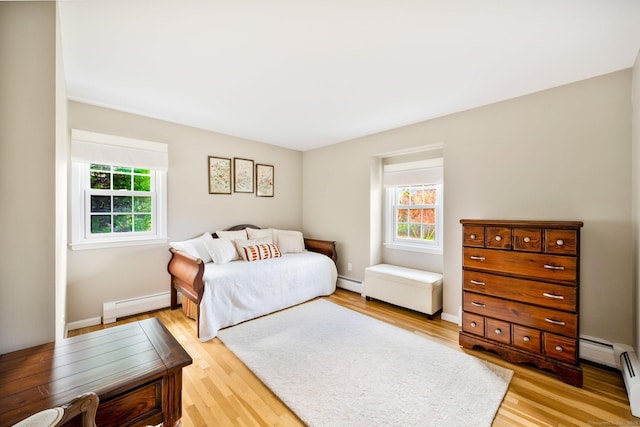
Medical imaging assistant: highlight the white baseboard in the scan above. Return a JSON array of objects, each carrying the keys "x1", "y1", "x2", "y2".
[
  {"x1": 441, "y1": 313, "x2": 460, "y2": 325},
  {"x1": 66, "y1": 316, "x2": 102, "y2": 333}
]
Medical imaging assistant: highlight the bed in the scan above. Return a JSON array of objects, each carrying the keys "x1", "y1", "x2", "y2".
[{"x1": 167, "y1": 224, "x2": 338, "y2": 341}]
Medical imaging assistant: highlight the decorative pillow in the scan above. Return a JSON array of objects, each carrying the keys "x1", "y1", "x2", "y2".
[
  {"x1": 169, "y1": 233, "x2": 214, "y2": 262},
  {"x1": 246, "y1": 227, "x2": 274, "y2": 243},
  {"x1": 216, "y1": 229, "x2": 248, "y2": 241},
  {"x1": 274, "y1": 229, "x2": 305, "y2": 253},
  {"x1": 202, "y1": 237, "x2": 237, "y2": 264},
  {"x1": 239, "y1": 243, "x2": 282, "y2": 262},
  {"x1": 233, "y1": 238, "x2": 275, "y2": 261}
]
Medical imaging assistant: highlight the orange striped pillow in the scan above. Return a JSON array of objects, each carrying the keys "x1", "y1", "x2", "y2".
[{"x1": 241, "y1": 243, "x2": 282, "y2": 262}]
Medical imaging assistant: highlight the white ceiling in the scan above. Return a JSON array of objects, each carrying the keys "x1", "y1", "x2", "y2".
[{"x1": 58, "y1": 0, "x2": 640, "y2": 151}]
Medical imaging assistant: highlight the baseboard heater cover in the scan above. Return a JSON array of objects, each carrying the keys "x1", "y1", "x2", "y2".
[
  {"x1": 337, "y1": 275, "x2": 363, "y2": 294},
  {"x1": 614, "y1": 343, "x2": 640, "y2": 418},
  {"x1": 580, "y1": 336, "x2": 617, "y2": 368},
  {"x1": 102, "y1": 291, "x2": 175, "y2": 324}
]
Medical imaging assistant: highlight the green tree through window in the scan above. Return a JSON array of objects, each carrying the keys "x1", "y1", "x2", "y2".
[{"x1": 88, "y1": 164, "x2": 154, "y2": 235}]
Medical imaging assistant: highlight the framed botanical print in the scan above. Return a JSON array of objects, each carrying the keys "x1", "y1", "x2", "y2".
[
  {"x1": 208, "y1": 156, "x2": 231, "y2": 194},
  {"x1": 256, "y1": 164, "x2": 274, "y2": 197},
  {"x1": 234, "y1": 158, "x2": 254, "y2": 193}
]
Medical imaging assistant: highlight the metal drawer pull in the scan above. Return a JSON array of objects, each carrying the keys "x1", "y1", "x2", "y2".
[
  {"x1": 543, "y1": 264, "x2": 565, "y2": 270},
  {"x1": 495, "y1": 328, "x2": 502, "y2": 335},
  {"x1": 470, "y1": 322, "x2": 477, "y2": 327},
  {"x1": 471, "y1": 302, "x2": 486, "y2": 308},
  {"x1": 545, "y1": 318, "x2": 566, "y2": 326},
  {"x1": 470, "y1": 234, "x2": 476, "y2": 239},
  {"x1": 470, "y1": 256, "x2": 486, "y2": 261},
  {"x1": 523, "y1": 336, "x2": 531, "y2": 342},
  {"x1": 543, "y1": 292, "x2": 565, "y2": 300},
  {"x1": 470, "y1": 279, "x2": 486, "y2": 286},
  {"x1": 556, "y1": 239, "x2": 564, "y2": 246},
  {"x1": 555, "y1": 346, "x2": 564, "y2": 352}
]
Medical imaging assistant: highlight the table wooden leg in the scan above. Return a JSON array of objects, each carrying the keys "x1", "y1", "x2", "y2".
[{"x1": 162, "y1": 369, "x2": 184, "y2": 427}]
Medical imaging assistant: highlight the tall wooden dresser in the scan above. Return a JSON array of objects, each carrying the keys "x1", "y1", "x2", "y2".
[{"x1": 459, "y1": 219, "x2": 583, "y2": 387}]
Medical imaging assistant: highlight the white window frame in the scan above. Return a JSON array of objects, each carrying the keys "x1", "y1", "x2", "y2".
[
  {"x1": 83, "y1": 171, "x2": 157, "y2": 239},
  {"x1": 70, "y1": 130, "x2": 168, "y2": 250},
  {"x1": 384, "y1": 183, "x2": 443, "y2": 254}
]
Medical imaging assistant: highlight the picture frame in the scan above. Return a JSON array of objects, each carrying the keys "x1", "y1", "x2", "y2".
[
  {"x1": 234, "y1": 158, "x2": 254, "y2": 193},
  {"x1": 256, "y1": 164, "x2": 274, "y2": 197},
  {"x1": 208, "y1": 156, "x2": 232, "y2": 194}
]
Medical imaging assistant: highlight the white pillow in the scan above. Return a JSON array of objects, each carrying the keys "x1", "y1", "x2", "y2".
[
  {"x1": 216, "y1": 230, "x2": 250, "y2": 260},
  {"x1": 274, "y1": 229, "x2": 305, "y2": 253},
  {"x1": 203, "y1": 237, "x2": 237, "y2": 264},
  {"x1": 246, "y1": 227, "x2": 274, "y2": 243},
  {"x1": 216, "y1": 229, "x2": 248, "y2": 241},
  {"x1": 170, "y1": 233, "x2": 214, "y2": 262}
]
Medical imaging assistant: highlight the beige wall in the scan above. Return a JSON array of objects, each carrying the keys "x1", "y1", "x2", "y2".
[
  {"x1": 632, "y1": 51, "x2": 640, "y2": 350},
  {"x1": 0, "y1": 2, "x2": 57, "y2": 353},
  {"x1": 55, "y1": 2, "x2": 69, "y2": 342},
  {"x1": 304, "y1": 70, "x2": 633, "y2": 344},
  {"x1": 66, "y1": 101, "x2": 303, "y2": 323}
]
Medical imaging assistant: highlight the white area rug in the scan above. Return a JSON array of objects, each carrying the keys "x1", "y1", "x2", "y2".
[{"x1": 218, "y1": 299, "x2": 513, "y2": 427}]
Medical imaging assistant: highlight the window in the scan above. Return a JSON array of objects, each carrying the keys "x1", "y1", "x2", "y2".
[
  {"x1": 387, "y1": 184, "x2": 442, "y2": 252},
  {"x1": 86, "y1": 164, "x2": 155, "y2": 236},
  {"x1": 71, "y1": 130, "x2": 168, "y2": 250},
  {"x1": 383, "y1": 155, "x2": 443, "y2": 254}
]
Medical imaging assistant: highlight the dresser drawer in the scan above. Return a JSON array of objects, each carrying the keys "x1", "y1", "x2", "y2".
[
  {"x1": 462, "y1": 312, "x2": 485, "y2": 337},
  {"x1": 463, "y1": 247, "x2": 577, "y2": 283},
  {"x1": 544, "y1": 333, "x2": 578, "y2": 364},
  {"x1": 512, "y1": 325, "x2": 541, "y2": 353},
  {"x1": 544, "y1": 229, "x2": 578, "y2": 255},
  {"x1": 463, "y1": 225, "x2": 485, "y2": 247},
  {"x1": 485, "y1": 227, "x2": 512, "y2": 249},
  {"x1": 514, "y1": 228, "x2": 542, "y2": 252},
  {"x1": 463, "y1": 270, "x2": 577, "y2": 312},
  {"x1": 485, "y1": 318, "x2": 511, "y2": 344},
  {"x1": 463, "y1": 292, "x2": 577, "y2": 337}
]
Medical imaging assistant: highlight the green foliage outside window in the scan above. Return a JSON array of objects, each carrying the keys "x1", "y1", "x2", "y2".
[{"x1": 89, "y1": 164, "x2": 153, "y2": 234}]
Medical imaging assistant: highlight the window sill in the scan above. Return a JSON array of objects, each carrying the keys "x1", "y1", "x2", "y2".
[
  {"x1": 384, "y1": 242, "x2": 443, "y2": 255},
  {"x1": 70, "y1": 236, "x2": 168, "y2": 251}
]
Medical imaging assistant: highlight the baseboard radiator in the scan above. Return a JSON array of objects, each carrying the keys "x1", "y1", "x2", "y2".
[
  {"x1": 337, "y1": 275, "x2": 363, "y2": 294},
  {"x1": 102, "y1": 291, "x2": 175, "y2": 324},
  {"x1": 613, "y1": 343, "x2": 640, "y2": 418}
]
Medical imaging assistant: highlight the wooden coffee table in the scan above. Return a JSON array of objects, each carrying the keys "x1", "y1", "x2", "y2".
[{"x1": 0, "y1": 317, "x2": 192, "y2": 427}]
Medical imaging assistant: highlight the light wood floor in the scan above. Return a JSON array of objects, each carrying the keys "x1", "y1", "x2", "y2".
[{"x1": 70, "y1": 288, "x2": 636, "y2": 426}]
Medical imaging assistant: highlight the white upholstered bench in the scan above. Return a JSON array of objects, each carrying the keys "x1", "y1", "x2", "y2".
[{"x1": 363, "y1": 264, "x2": 443, "y2": 319}]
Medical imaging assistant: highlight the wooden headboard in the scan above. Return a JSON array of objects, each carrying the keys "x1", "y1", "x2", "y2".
[{"x1": 211, "y1": 224, "x2": 259, "y2": 238}]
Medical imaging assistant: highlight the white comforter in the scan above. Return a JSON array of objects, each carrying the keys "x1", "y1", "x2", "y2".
[{"x1": 198, "y1": 251, "x2": 337, "y2": 341}]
